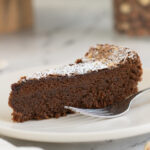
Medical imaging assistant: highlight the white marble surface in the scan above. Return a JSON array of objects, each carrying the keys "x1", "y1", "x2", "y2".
[{"x1": 0, "y1": 0, "x2": 150, "y2": 149}]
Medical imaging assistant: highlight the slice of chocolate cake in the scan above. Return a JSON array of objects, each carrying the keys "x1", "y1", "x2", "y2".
[{"x1": 9, "y1": 44, "x2": 142, "y2": 122}]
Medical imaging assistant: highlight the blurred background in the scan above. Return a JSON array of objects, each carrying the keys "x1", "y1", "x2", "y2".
[{"x1": 0, "y1": 0, "x2": 150, "y2": 74}]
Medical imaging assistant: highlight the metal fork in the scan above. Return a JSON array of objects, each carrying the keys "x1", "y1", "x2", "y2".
[{"x1": 65, "y1": 88, "x2": 150, "y2": 118}]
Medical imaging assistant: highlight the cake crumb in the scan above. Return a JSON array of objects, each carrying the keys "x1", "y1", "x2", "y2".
[{"x1": 75, "y1": 59, "x2": 83, "y2": 64}]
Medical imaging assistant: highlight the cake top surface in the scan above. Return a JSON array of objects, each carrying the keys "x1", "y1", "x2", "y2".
[{"x1": 23, "y1": 44, "x2": 138, "y2": 80}]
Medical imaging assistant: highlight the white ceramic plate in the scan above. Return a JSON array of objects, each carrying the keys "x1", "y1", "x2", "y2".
[{"x1": 0, "y1": 67, "x2": 150, "y2": 143}]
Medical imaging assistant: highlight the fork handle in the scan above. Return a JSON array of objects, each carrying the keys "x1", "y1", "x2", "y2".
[{"x1": 129, "y1": 87, "x2": 150, "y2": 103}]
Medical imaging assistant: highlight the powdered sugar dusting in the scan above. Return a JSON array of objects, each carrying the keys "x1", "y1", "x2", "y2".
[
  {"x1": 24, "y1": 45, "x2": 137, "y2": 81},
  {"x1": 85, "y1": 44, "x2": 136, "y2": 66},
  {"x1": 27, "y1": 61, "x2": 108, "y2": 80}
]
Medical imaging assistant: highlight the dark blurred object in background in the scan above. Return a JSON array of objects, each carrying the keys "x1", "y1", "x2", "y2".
[
  {"x1": 0, "y1": 0, "x2": 33, "y2": 34},
  {"x1": 114, "y1": 0, "x2": 150, "y2": 36}
]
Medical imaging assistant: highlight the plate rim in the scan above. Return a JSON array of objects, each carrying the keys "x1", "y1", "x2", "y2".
[{"x1": 0, "y1": 122, "x2": 150, "y2": 143}]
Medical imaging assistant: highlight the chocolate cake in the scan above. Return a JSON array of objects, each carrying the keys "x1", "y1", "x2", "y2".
[
  {"x1": 114, "y1": 0, "x2": 150, "y2": 36},
  {"x1": 9, "y1": 44, "x2": 142, "y2": 122}
]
